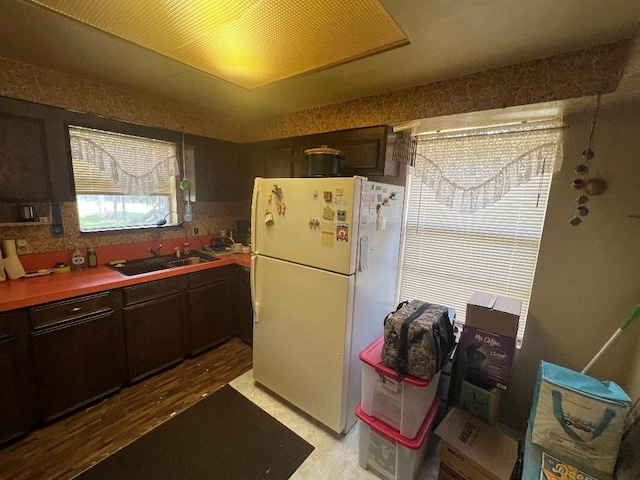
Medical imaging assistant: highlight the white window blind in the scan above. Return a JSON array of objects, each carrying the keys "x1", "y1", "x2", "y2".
[
  {"x1": 397, "y1": 121, "x2": 562, "y2": 346},
  {"x1": 69, "y1": 125, "x2": 180, "y2": 231},
  {"x1": 69, "y1": 125, "x2": 178, "y2": 195}
]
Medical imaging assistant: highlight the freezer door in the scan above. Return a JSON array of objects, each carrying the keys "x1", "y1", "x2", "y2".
[
  {"x1": 252, "y1": 255, "x2": 354, "y2": 433},
  {"x1": 345, "y1": 182, "x2": 405, "y2": 427},
  {"x1": 251, "y1": 177, "x2": 362, "y2": 275}
]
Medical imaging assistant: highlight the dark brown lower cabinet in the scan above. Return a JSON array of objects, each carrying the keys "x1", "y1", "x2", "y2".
[
  {"x1": 0, "y1": 264, "x2": 254, "y2": 443},
  {"x1": 187, "y1": 266, "x2": 233, "y2": 355},
  {"x1": 29, "y1": 292, "x2": 126, "y2": 422},
  {"x1": 123, "y1": 277, "x2": 187, "y2": 383},
  {"x1": 0, "y1": 336, "x2": 29, "y2": 443},
  {"x1": 0, "y1": 309, "x2": 34, "y2": 445},
  {"x1": 236, "y1": 266, "x2": 253, "y2": 345}
]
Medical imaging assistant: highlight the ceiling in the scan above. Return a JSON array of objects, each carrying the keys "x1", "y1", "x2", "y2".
[
  {"x1": 24, "y1": 0, "x2": 409, "y2": 90},
  {"x1": 1, "y1": 1, "x2": 639, "y2": 124}
]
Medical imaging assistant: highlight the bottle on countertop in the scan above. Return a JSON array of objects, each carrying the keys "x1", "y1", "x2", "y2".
[
  {"x1": 183, "y1": 242, "x2": 191, "y2": 255},
  {"x1": 71, "y1": 247, "x2": 85, "y2": 270},
  {"x1": 87, "y1": 247, "x2": 98, "y2": 267}
]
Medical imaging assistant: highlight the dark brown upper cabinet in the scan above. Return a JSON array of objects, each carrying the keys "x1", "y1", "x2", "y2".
[
  {"x1": 188, "y1": 135, "x2": 239, "y2": 202},
  {"x1": 241, "y1": 125, "x2": 400, "y2": 183},
  {"x1": 0, "y1": 113, "x2": 51, "y2": 202},
  {"x1": 0, "y1": 96, "x2": 77, "y2": 202},
  {"x1": 0, "y1": 96, "x2": 403, "y2": 207},
  {"x1": 299, "y1": 125, "x2": 398, "y2": 178},
  {"x1": 266, "y1": 147, "x2": 295, "y2": 177},
  {"x1": 237, "y1": 144, "x2": 266, "y2": 202}
]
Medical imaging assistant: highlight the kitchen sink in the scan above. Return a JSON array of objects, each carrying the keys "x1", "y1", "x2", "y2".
[{"x1": 109, "y1": 252, "x2": 220, "y2": 276}]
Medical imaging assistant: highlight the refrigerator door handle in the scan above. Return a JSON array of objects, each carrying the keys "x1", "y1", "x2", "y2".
[
  {"x1": 250, "y1": 254, "x2": 258, "y2": 322},
  {"x1": 251, "y1": 177, "x2": 260, "y2": 251}
]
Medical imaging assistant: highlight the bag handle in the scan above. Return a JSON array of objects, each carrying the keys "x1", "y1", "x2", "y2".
[
  {"x1": 397, "y1": 302, "x2": 432, "y2": 376},
  {"x1": 383, "y1": 300, "x2": 409, "y2": 325}
]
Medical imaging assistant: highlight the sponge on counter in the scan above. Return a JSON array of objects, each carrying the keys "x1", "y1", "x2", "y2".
[{"x1": 52, "y1": 263, "x2": 71, "y2": 274}]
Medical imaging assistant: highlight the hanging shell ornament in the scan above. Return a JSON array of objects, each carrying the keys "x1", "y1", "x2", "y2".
[
  {"x1": 576, "y1": 194, "x2": 590, "y2": 205},
  {"x1": 572, "y1": 178, "x2": 585, "y2": 190},
  {"x1": 569, "y1": 94, "x2": 602, "y2": 227},
  {"x1": 585, "y1": 178, "x2": 607, "y2": 196},
  {"x1": 582, "y1": 148, "x2": 595, "y2": 160},
  {"x1": 574, "y1": 164, "x2": 589, "y2": 175}
]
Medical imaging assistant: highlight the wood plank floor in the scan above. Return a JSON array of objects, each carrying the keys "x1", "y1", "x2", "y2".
[{"x1": 0, "y1": 337, "x2": 253, "y2": 480}]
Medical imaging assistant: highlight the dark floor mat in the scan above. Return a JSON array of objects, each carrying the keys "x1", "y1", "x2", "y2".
[{"x1": 75, "y1": 385, "x2": 314, "y2": 480}]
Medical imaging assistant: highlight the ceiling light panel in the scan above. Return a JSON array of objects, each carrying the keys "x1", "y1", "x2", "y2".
[{"x1": 28, "y1": 0, "x2": 408, "y2": 89}]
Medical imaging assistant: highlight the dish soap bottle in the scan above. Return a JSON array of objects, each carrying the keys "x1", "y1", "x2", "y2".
[
  {"x1": 71, "y1": 247, "x2": 85, "y2": 270},
  {"x1": 87, "y1": 247, "x2": 98, "y2": 267}
]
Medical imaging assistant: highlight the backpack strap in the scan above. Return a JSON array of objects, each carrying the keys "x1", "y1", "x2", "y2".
[
  {"x1": 383, "y1": 300, "x2": 410, "y2": 325},
  {"x1": 396, "y1": 302, "x2": 432, "y2": 376}
]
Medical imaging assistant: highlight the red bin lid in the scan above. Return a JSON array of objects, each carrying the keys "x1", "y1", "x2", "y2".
[{"x1": 359, "y1": 335, "x2": 433, "y2": 387}]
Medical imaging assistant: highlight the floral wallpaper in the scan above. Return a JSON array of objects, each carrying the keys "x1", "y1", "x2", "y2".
[
  {"x1": 0, "y1": 56, "x2": 241, "y2": 143},
  {"x1": 242, "y1": 40, "x2": 631, "y2": 141},
  {"x1": 0, "y1": 39, "x2": 631, "y2": 255}
]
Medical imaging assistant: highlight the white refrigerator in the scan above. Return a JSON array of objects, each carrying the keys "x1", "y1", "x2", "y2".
[{"x1": 250, "y1": 176, "x2": 404, "y2": 433}]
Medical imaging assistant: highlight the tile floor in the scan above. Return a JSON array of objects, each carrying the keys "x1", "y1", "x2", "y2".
[{"x1": 230, "y1": 370, "x2": 442, "y2": 480}]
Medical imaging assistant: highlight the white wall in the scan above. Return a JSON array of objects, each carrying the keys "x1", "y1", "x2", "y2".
[{"x1": 501, "y1": 105, "x2": 640, "y2": 432}]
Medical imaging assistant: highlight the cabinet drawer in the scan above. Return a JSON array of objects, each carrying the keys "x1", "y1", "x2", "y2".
[
  {"x1": 188, "y1": 266, "x2": 230, "y2": 290},
  {"x1": 30, "y1": 292, "x2": 113, "y2": 330},
  {"x1": 124, "y1": 277, "x2": 181, "y2": 306}
]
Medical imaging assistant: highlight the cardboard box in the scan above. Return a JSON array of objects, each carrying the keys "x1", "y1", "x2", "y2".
[
  {"x1": 435, "y1": 407, "x2": 518, "y2": 480},
  {"x1": 457, "y1": 293, "x2": 522, "y2": 390},
  {"x1": 466, "y1": 292, "x2": 522, "y2": 338},
  {"x1": 459, "y1": 380, "x2": 501, "y2": 425},
  {"x1": 438, "y1": 463, "x2": 463, "y2": 480}
]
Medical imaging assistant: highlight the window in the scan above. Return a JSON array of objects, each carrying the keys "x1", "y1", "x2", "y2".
[
  {"x1": 69, "y1": 126, "x2": 180, "y2": 232},
  {"x1": 397, "y1": 120, "x2": 562, "y2": 346}
]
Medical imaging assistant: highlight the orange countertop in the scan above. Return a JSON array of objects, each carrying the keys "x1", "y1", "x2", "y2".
[{"x1": 0, "y1": 253, "x2": 251, "y2": 313}]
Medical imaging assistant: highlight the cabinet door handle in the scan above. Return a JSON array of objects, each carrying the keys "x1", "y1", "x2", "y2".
[{"x1": 68, "y1": 306, "x2": 83, "y2": 313}]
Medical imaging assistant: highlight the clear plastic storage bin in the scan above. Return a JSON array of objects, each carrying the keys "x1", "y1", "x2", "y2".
[
  {"x1": 360, "y1": 335, "x2": 440, "y2": 439},
  {"x1": 355, "y1": 397, "x2": 440, "y2": 480}
]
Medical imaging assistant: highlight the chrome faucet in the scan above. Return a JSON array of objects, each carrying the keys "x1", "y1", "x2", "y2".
[
  {"x1": 155, "y1": 211, "x2": 183, "y2": 226},
  {"x1": 147, "y1": 243, "x2": 162, "y2": 258}
]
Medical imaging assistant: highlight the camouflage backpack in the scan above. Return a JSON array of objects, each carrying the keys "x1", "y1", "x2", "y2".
[{"x1": 381, "y1": 300, "x2": 455, "y2": 381}]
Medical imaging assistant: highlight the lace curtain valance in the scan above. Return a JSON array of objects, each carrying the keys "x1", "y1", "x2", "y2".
[
  {"x1": 413, "y1": 121, "x2": 563, "y2": 213},
  {"x1": 392, "y1": 129, "x2": 418, "y2": 166},
  {"x1": 69, "y1": 125, "x2": 179, "y2": 195}
]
